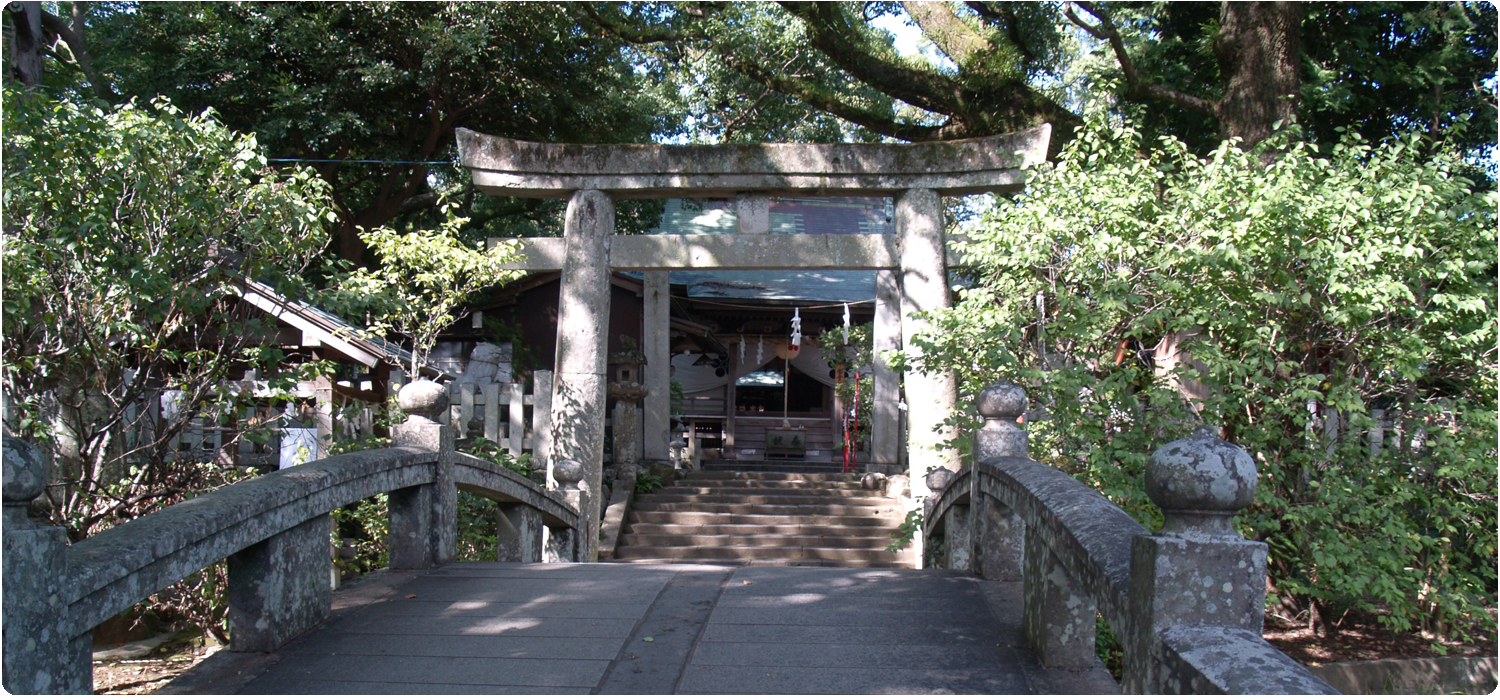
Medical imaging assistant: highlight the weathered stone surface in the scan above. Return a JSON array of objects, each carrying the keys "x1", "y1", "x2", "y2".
[
  {"x1": 1022, "y1": 525, "x2": 1097, "y2": 669},
  {"x1": 898, "y1": 188, "x2": 960, "y2": 496},
  {"x1": 641, "y1": 271, "x2": 671, "y2": 463},
  {"x1": 458, "y1": 126, "x2": 1051, "y2": 198},
  {"x1": 925, "y1": 466, "x2": 955, "y2": 492},
  {"x1": 1124, "y1": 532, "x2": 1270, "y2": 692},
  {"x1": 396, "y1": 379, "x2": 449, "y2": 421},
  {"x1": 976, "y1": 495, "x2": 1024, "y2": 582},
  {"x1": 550, "y1": 189, "x2": 612, "y2": 562},
  {"x1": 1146, "y1": 426, "x2": 1257, "y2": 536},
  {"x1": 66, "y1": 448, "x2": 438, "y2": 635},
  {"x1": 1310, "y1": 653, "x2": 1495, "y2": 694},
  {"x1": 451, "y1": 453, "x2": 578, "y2": 529},
  {"x1": 597, "y1": 474, "x2": 635, "y2": 560},
  {"x1": 227, "y1": 515, "x2": 333, "y2": 652},
  {"x1": 392, "y1": 417, "x2": 456, "y2": 567},
  {"x1": 497, "y1": 504, "x2": 544, "y2": 563},
  {"x1": 1155, "y1": 625, "x2": 1338, "y2": 694},
  {"x1": 610, "y1": 233, "x2": 899, "y2": 270},
  {"x1": 943, "y1": 504, "x2": 972, "y2": 570},
  {"x1": 3, "y1": 519, "x2": 84, "y2": 693},
  {"x1": 735, "y1": 193, "x2": 770, "y2": 234},
  {"x1": 870, "y1": 269, "x2": 902, "y2": 469},
  {"x1": 497, "y1": 234, "x2": 971, "y2": 272},
  {"x1": 976, "y1": 382, "x2": 1028, "y2": 460}
]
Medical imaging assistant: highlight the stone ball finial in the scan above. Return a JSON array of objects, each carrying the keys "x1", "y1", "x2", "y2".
[
  {"x1": 1146, "y1": 426, "x2": 1258, "y2": 536},
  {"x1": 977, "y1": 382, "x2": 1027, "y2": 420},
  {"x1": 925, "y1": 467, "x2": 955, "y2": 493},
  {"x1": 553, "y1": 459, "x2": 585, "y2": 488},
  {"x1": 3, "y1": 435, "x2": 45, "y2": 505},
  {"x1": 397, "y1": 379, "x2": 450, "y2": 421}
]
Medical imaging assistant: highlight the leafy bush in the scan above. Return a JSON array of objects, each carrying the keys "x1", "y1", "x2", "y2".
[{"x1": 916, "y1": 119, "x2": 1497, "y2": 642}]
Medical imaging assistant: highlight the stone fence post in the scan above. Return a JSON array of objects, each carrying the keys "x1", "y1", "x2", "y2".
[
  {"x1": 390, "y1": 380, "x2": 457, "y2": 569},
  {"x1": 973, "y1": 382, "x2": 1027, "y2": 582},
  {"x1": 3, "y1": 436, "x2": 90, "y2": 694},
  {"x1": 1124, "y1": 426, "x2": 1268, "y2": 693}
]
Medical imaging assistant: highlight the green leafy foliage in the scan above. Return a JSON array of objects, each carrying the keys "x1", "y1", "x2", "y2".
[
  {"x1": 634, "y1": 472, "x2": 665, "y2": 495},
  {"x1": 329, "y1": 214, "x2": 524, "y2": 374},
  {"x1": 887, "y1": 509, "x2": 923, "y2": 554},
  {"x1": 818, "y1": 322, "x2": 874, "y2": 450},
  {"x1": 918, "y1": 118, "x2": 1497, "y2": 640},
  {"x1": 464, "y1": 437, "x2": 535, "y2": 478},
  {"x1": 2, "y1": 89, "x2": 334, "y2": 539}
]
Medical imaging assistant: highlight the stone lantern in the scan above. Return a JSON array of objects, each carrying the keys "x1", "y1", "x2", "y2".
[{"x1": 606, "y1": 336, "x2": 649, "y2": 478}]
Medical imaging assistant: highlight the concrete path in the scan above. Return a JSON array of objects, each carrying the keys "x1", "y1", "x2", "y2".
[{"x1": 164, "y1": 562, "x2": 1117, "y2": 695}]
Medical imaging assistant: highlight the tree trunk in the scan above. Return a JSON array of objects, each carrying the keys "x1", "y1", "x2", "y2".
[
  {"x1": 7, "y1": 2, "x2": 44, "y2": 87},
  {"x1": 1215, "y1": 2, "x2": 1303, "y2": 147}
]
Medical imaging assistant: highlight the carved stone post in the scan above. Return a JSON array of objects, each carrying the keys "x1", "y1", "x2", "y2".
[
  {"x1": 227, "y1": 515, "x2": 332, "y2": 651},
  {"x1": 550, "y1": 189, "x2": 613, "y2": 562},
  {"x1": 546, "y1": 459, "x2": 584, "y2": 562},
  {"x1": 389, "y1": 380, "x2": 457, "y2": 569},
  {"x1": 3, "y1": 436, "x2": 90, "y2": 694},
  {"x1": 1124, "y1": 427, "x2": 1268, "y2": 693},
  {"x1": 974, "y1": 382, "x2": 1027, "y2": 581}
]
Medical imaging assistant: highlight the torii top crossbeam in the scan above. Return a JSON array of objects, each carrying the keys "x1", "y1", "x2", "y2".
[{"x1": 456, "y1": 125, "x2": 1050, "y2": 199}]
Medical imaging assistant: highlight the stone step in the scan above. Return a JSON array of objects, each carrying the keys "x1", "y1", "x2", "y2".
[
  {"x1": 635, "y1": 493, "x2": 892, "y2": 507},
  {"x1": 619, "y1": 533, "x2": 894, "y2": 548},
  {"x1": 698, "y1": 462, "x2": 857, "y2": 474},
  {"x1": 628, "y1": 501, "x2": 895, "y2": 517},
  {"x1": 625, "y1": 522, "x2": 900, "y2": 538},
  {"x1": 606, "y1": 557, "x2": 915, "y2": 569},
  {"x1": 658, "y1": 483, "x2": 877, "y2": 496},
  {"x1": 627, "y1": 511, "x2": 903, "y2": 527},
  {"x1": 612, "y1": 544, "x2": 908, "y2": 563},
  {"x1": 683, "y1": 470, "x2": 861, "y2": 482}
]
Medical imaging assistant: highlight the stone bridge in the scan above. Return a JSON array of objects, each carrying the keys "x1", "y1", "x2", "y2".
[{"x1": 3, "y1": 379, "x2": 1339, "y2": 694}]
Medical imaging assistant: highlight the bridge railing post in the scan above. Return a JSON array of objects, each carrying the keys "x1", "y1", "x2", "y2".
[
  {"x1": 973, "y1": 382, "x2": 1027, "y2": 580},
  {"x1": 545, "y1": 459, "x2": 584, "y2": 562},
  {"x1": 390, "y1": 380, "x2": 457, "y2": 569},
  {"x1": 497, "y1": 503, "x2": 544, "y2": 563},
  {"x1": 1123, "y1": 427, "x2": 1269, "y2": 694},
  {"x1": 2, "y1": 436, "x2": 91, "y2": 694},
  {"x1": 226, "y1": 514, "x2": 333, "y2": 651}
]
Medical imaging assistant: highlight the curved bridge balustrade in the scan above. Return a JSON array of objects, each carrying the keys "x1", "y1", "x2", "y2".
[
  {"x1": 922, "y1": 382, "x2": 1339, "y2": 695},
  {"x1": 2, "y1": 400, "x2": 580, "y2": 694}
]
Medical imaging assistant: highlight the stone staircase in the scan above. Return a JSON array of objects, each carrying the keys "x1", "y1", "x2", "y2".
[{"x1": 611, "y1": 468, "x2": 914, "y2": 568}]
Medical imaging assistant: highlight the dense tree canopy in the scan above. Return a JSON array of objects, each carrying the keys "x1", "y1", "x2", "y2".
[
  {"x1": 19, "y1": 2, "x2": 682, "y2": 260},
  {"x1": 582, "y1": 1, "x2": 1495, "y2": 159}
]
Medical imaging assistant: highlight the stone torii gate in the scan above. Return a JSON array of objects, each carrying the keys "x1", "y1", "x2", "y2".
[{"x1": 457, "y1": 125, "x2": 1051, "y2": 561}]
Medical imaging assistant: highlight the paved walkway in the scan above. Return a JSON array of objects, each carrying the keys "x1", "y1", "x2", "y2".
[{"x1": 164, "y1": 562, "x2": 1117, "y2": 695}]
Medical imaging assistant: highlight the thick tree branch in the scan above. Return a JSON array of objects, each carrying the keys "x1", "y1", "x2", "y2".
[
  {"x1": 38, "y1": 6, "x2": 120, "y2": 104},
  {"x1": 779, "y1": 2, "x2": 968, "y2": 118},
  {"x1": 727, "y1": 53, "x2": 947, "y2": 141},
  {"x1": 1064, "y1": 2, "x2": 1215, "y2": 116},
  {"x1": 902, "y1": 1, "x2": 993, "y2": 66},
  {"x1": 577, "y1": 3, "x2": 706, "y2": 45}
]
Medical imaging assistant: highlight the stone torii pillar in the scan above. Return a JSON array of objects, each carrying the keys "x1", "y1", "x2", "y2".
[
  {"x1": 897, "y1": 188, "x2": 960, "y2": 497},
  {"x1": 550, "y1": 189, "x2": 612, "y2": 561}
]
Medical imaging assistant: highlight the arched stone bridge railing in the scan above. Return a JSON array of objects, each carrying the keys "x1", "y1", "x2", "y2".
[
  {"x1": 2, "y1": 383, "x2": 580, "y2": 694},
  {"x1": 923, "y1": 382, "x2": 1338, "y2": 695}
]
